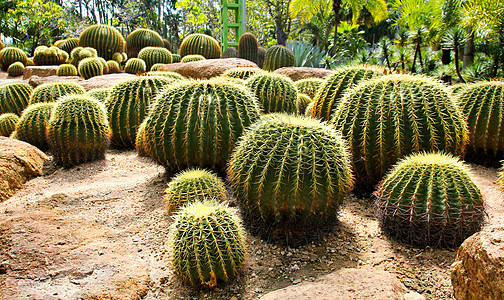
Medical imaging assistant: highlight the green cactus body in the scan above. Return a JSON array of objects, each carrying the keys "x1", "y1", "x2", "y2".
[
  {"x1": 106, "y1": 60, "x2": 121, "y2": 73},
  {"x1": 169, "y1": 200, "x2": 246, "y2": 287},
  {"x1": 106, "y1": 76, "x2": 172, "y2": 148},
  {"x1": 180, "y1": 54, "x2": 205, "y2": 63},
  {"x1": 311, "y1": 65, "x2": 384, "y2": 121},
  {"x1": 331, "y1": 74, "x2": 468, "y2": 187},
  {"x1": 143, "y1": 79, "x2": 261, "y2": 171},
  {"x1": 30, "y1": 81, "x2": 86, "y2": 105},
  {"x1": 375, "y1": 152, "x2": 485, "y2": 247},
  {"x1": 57, "y1": 64, "x2": 78, "y2": 76},
  {"x1": 498, "y1": 162, "x2": 504, "y2": 192},
  {"x1": 78, "y1": 24, "x2": 126, "y2": 60},
  {"x1": 146, "y1": 71, "x2": 186, "y2": 81},
  {"x1": 88, "y1": 87, "x2": 111, "y2": 103},
  {"x1": 0, "y1": 47, "x2": 27, "y2": 71},
  {"x1": 9, "y1": 130, "x2": 17, "y2": 139},
  {"x1": 78, "y1": 57, "x2": 104, "y2": 79},
  {"x1": 126, "y1": 28, "x2": 164, "y2": 58},
  {"x1": 7, "y1": 62, "x2": 25, "y2": 77},
  {"x1": 47, "y1": 95, "x2": 110, "y2": 166},
  {"x1": 70, "y1": 47, "x2": 98, "y2": 67},
  {"x1": 238, "y1": 32, "x2": 259, "y2": 64},
  {"x1": 0, "y1": 83, "x2": 33, "y2": 115},
  {"x1": 163, "y1": 39, "x2": 172, "y2": 52},
  {"x1": 138, "y1": 46, "x2": 172, "y2": 70},
  {"x1": 150, "y1": 63, "x2": 164, "y2": 71},
  {"x1": 222, "y1": 67, "x2": 265, "y2": 80},
  {"x1": 0, "y1": 113, "x2": 19, "y2": 137},
  {"x1": 124, "y1": 58, "x2": 146, "y2": 74},
  {"x1": 164, "y1": 168, "x2": 227, "y2": 212},
  {"x1": 457, "y1": 81, "x2": 504, "y2": 156},
  {"x1": 172, "y1": 54, "x2": 181, "y2": 63},
  {"x1": 257, "y1": 47, "x2": 266, "y2": 69},
  {"x1": 222, "y1": 47, "x2": 239, "y2": 58},
  {"x1": 179, "y1": 33, "x2": 221, "y2": 59},
  {"x1": 296, "y1": 93, "x2": 312, "y2": 115},
  {"x1": 0, "y1": 40, "x2": 4, "y2": 51},
  {"x1": 112, "y1": 52, "x2": 124, "y2": 64},
  {"x1": 304, "y1": 100, "x2": 315, "y2": 116},
  {"x1": 26, "y1": 57, "x2": 34, "y2": 66},
  {"x1": 16, "y1": 103, "x2": 54, "y2": 150},
  {"x1": 228, "y1": 113, "x2": 354, "y2": 238},
  {"x1": 135, "y1": 118, "x2": 149, "y2": 156},
  {"x1": 58, "y1": 38, "x2": 79, "y2": 55},
  {"x1": 33, "y1": 46, "x2": 68, "y2": 65},
  {"x1": 295, "y1": 77, "x2": 324, "y2": 99},
  {"x1": 263, "y1": 45, "x2": 295, "y2": 71},
  {"x1": 97, "y1": 57, "x2": 109, "y2": 74},
  {"x1": 246, "y1": 72, "x2": 297, "y2": 114}
]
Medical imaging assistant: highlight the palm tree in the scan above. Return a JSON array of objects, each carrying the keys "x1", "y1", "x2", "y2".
[{"x1": 443, "y1": 26, "x2": 468, "y2": 83}]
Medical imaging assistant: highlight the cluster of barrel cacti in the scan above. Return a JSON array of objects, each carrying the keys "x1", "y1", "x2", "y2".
[{"x1": 33, "y1": 46, "x2": 68, "y2": 65}]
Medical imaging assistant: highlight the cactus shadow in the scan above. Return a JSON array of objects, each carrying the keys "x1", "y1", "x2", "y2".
[{"x1": 463, "y1": 149, "x2": 503, "y2": 168}]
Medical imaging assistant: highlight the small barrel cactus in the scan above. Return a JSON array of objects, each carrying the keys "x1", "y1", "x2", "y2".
[
  {"x1": 78, "y1": 24, "x2": 126, "y2": 60},
  {"x1": 181, "y1": 54, "x2": 205, "y2": 63},
  {"x1": 0, "y1": 47, "x2": 27, "y2": 71},
  {"x1": 98, "y1": 57, "x2": 109, "y2": 74},
  {"x1": 179, "y1": 33, "x2": 221, "y2": 59},
  {"x1": 0, "y1": 113, "x2": 19, "y2": 137},
  {"x1": 138, "y1": 46, "x2": 172, "y2": 70},
  {"x1": 87, "y1": 87, "x2": 111, "y2": 103},
  {"x1": 7, "y1": 61, "x2": 24, "y2": 77},
  {"x1": 146, "y1": 71, "x2": 186, "y2": 81},
  {"x1": 238, "y1": 32, "x2": 259, "y2": 64},
  {"x1": 124, "y1": 58, "x2": 146, "y2": 74},
  {"x1": 143, "y1": 79, "x2": 261, "y2": 172},
  {"x1": 47, "y1": 95, "x2": 110, "y2": 166},
  {"x1": 331, "y1": 74, "x2": 468, "y2": 187},
  {"x1": 246, "y1": 72, "x2": 298, "y2": 114},
  {"x1": 222, "y1": 47, "x2": 239, "y2": 58},
  {"x1": 15, "y1": 103, "x2": 54, "y2": 150},
  {"x1": 295, "y1": 77, "x2": 324, "y2": 99},
  {"x1": 222, "y1": 67, "x2": 265, "y2": 80},
  {"x1": 112, "y1": 52, "x2": 125, "y2": 64},
  {"x1": 163, "y1": 39, "x2": 172, "y2": 51},
  {"x1": 33, "y1": 46, "x2": 68, "y2": 65},
  {"x1": 228, "y1": 113, "x2": 354, "y2": 239},
  {"x1": 9, "y1": 130, "x2": 17, "y2": 139},
  {"x1": 375, "y1": 152, "x2": 485, "y2": 247},
  {"x1": 172, "y1": 54, "x2": 181, "y2": 63},
  {"x1": 0, "y1": 83, "x2": 32, "y2": 115},
  {"x1": 164, "y1": 168, "x2": 227, "y2": 212},
  {"x1": 69, "y1": 46, "x2": 98, "y2": 67},
  {"x1": 57, "y1": 64, "x2": 78, "y2": 76},
  {"x1": 126, "y1": 28, "x2": 164, "y2": 58},
  {"x1": 257, "y1": 47, "x2": 266, "y2": 69},
  {"x1": 263, "y1": 45, "x2": 295, "y2": 71},
  {"x1": 150, "y1": 63, "x2": 165, "y2": 72},
  {"x1": 29, "y1": 81, "x2": 86, "y2": 105},
  {"x1": 78, "y1": 57, "x2": 104, "y2": 79},
  {"x1": 57, "y1": 37, "x2": 79, "y2": 55},
  {"x1": 169, "y1": 200, "x2": 246, "y2": 287},
  {"x1": 106, "y1": 60, "x2": 121, "y2": 73},
  {"x1": 106, "y1": 76, "x2": 172, "y2": 148},
  {"x1": 296, "y1": 93, "x2": 312, "y2": 115}
]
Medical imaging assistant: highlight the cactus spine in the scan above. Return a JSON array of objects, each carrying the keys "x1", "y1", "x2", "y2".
[
  {"x1": 246, "y1": 72, "x2": 298, "y2": 114},
  {"x1": 78, "y1": 24, "x2": 126, "y2": 60},
  {"x1": 0, "y1": 113, "x2": 19, "y2": 137},
  {"x1": 16, "y1": 103, "x2": 54, "y2": 150},
  {"x1": 238, "y1": 32, "x2": 259, "y2": 63},
  {"x1": 30, "y1": 82, "x2": 85, "y2": 105},
  {"x1": 126, "y1": 28, "x2": 164, "y2": 58},
  {"x1": 296, "y1": 93, "x2": 312, "y2": 115},
  {"x1": 295, "y1": 77, "x2": 324, "y2": 99},
  {"x1": 0, "y1": 83, "x2": 32, "y2": 115},
  {"x1": 181, "y1": 54, "x2": 205, "y2": 63},
  {"x1": 263, "y1": 45, "x2": 295, "y2": 71},
  {"x1": 0, "y1": 47, "x2": 27, "y2": 71},
  {"x1": 33, "y1": 46, "x2": 68, "y2": 65},
  {"x1": 179, "y1": 33, "x2": 221, "y2": 59},
  {"x1": 222, "y1": 67, "x2": 265, "y2": 80},
  {"x1": 87, "y1": 87, "x2": 111, "y2": 103},
  {"x1": 7, "y1": 62, "x2": 24, "y2": 77},
  {"x1": 146, "y1": 71, "x2": 186, "y2": 81},
  {"x1": 124, "y1": 58, "x2": 146, "y2": 74},
  {"x1": 69, "y1": 47, "x2": 98, "y2": 67},
  {"x1": 57, "y1": 38, "x2": 79, "y2": 55},
  {"x1": 106, "y1": 60, "x2": 121, "y2": 73},
  {"x1": 57, "y1": 64, "x2": 78, "y2": 76},
  {"x1": 78, "y1": 57, "x2": 104, "y2": 79},
  {"x1": 138, "y1": 46, "x2": 172, "y2": 70}
]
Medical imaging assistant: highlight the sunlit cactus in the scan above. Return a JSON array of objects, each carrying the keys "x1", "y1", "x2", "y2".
[
  {"x1": 181, "y1": 54, "x2": 205, "y2": 63},
  {"x1": 263, "y1": 45, "x2": 295, "y2": 71},
  {"x1": 57, "y1": 64, "x2": 78, "y2": 76},
  {"x1": 125, "y1": 28, "x2": 164, "y2": 58},
  {"x1": 238, "y1": 32, "x2": 259, "y2": 64},
  {"x1": 0, "y1": 47, "x2": 27, "y2": 71},
  {"x1": 222, "y1": 67, "x2": 265, "y2": 80},
  {"x1": 124, "y1": 58, "x2": 146, "y2": 74},
  {"x1": 0, "y1": 113, "x2": 19, "y2": 137},
  {"x1": 29, "y1": 81, "x2": 85, "y2": 105},
  {"x1": 246, "y1": 72, "x2": 297, "y2": 114},
  {"x1": 78, "y1": 24, "x2": 126, "y2": 60},
  {"x1": 33, "y1": 46, "x2": 68, "y2": 65},
  {"x1": 0, "y1": 83, "x2": 32, "y2": 115},
  {"x1": 78, "y1": 57, "x2": 104, "y2": 79},
  {"x1": 179, "y1": 33, "x2": 221, "y2": 59},
  {"x1": 295, "y1": 77, "x2": 324, "y2": 99},
  {"x1": 7, "y1": 61, "x2": 24, "y2": 77},
  {"x1": 138, "y1": 46, "x2": 172, "y2": 70},
  {"x1": 15, "y1": 103, "x2": 54, "y2": 150}
]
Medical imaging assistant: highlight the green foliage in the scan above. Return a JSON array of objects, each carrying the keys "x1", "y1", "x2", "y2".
[
  {"x1": 0, "y1": 113, "x2": 19, "y2": 137},
  {"x1": 331, "y1": 74, "x2": 468, "y2": 187},
  {"x1": 87, "y1": 87, "x2": 111, "y2": 103},
  {"x1": 172, "y1": 54, "x2": 181, "y2": 63},
  {"x1": 296, "y1": 93, "x2": 312, "y2": 115},
  {"x1": 294, "y1": 77, "x2": 324, "y2": 99},
  {"x1": 239, "y1": 32, "x2": 259, "y2": 64},
  {"x1": 138, "y1": 46, "x2": 172, "y2": 70},
  {"x1": 169, "y1": 200, "x2": 246, "y2": 287},
  {"x1": 78, "y1": 57, "x2": 104, "y2": 79},
  {"x1": 286, "y1": 41, "x2": 325, "y2": 67},
  {"x1": 7, "y1": 61, "x2": 24, "y2": 77},
  {"x1": 263, "y1": 45, "x2": 295, "y2": 71},
  {"x1": 106, "y1": 60, "x2": 121, "y2": 73},
  {"x1": 33, "y1": 46, "x2": 68, "y2": 66},
  {"x1": 0, "y1": 83, "x2": 32, "y2": 115},
  {"x1": 179, "y1": 33, "x2": 221, "y2": 59},
  {"x1": 124, "y1": 58, "x2": 146, "y2": 74},
  {"x1": 30, "y1": 81, "x2": 85, "y2": 105},
  {"x1": 57, "y1": 64, "x2": 78, "y2": 76},
  {"x1": 16, "y1": 103, "x2": 54, "y2": 150},
  {"x1": 375, "y1": 152, "x2": 485, "y2": 247},
  {"x1": 246, "y1": 72, "x2": 298, "y2": 114},
  {"x1": 222, "y1": 67, "x2": 266, "y2": 80},
  {"x1": 57, "y1": 38, "x2": 79, "y2": 55},
  {"x1": 125, "y1": 28, "x2": 164, "y2": 58},
  {"x1": 143, "y1": 79, "x2": 261, "y2": 172},
  {"x1": 228, "y1": 113, "x2": 354, "y2": 239},
  {"x1": 0, "y1": 47, "x2": 27, "y2": 71},
  {"x1": 181, "y1": 54, "x2": 205, "y2": 63},
  {"x1": 78, "y1": 24, "x2": 126, "y2": 60},
  {"x1": 47, "y1": 95, "x2": 110, "y2": 166}
]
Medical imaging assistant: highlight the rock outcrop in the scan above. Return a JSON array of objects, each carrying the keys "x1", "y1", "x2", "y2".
[
  {"x1": 274, "y1": 67, "x2": 333, "y2": 81},
  {"x1": 158, "y1": 58, "x2": 259, "y2": 79}
]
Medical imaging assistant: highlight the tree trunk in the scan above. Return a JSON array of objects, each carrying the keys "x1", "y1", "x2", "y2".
[
  {"x1": 463, "y1": 30, "x2": 474, "y2": 69},
  {"x1": 275, "y1": 18, "x2": 288, "y2": 45},
  {"x1": 455, "y1": 47, "x2": 466, "y2": 83},
  {"x1": 411, "y1": 43, "x2": 419, "y2": 72},
  {"x1": 442, "y1": 49, "x2": 451, "y2": 65},
  {"x1": 332, "y1": 0, "x2": 342, "y2": 54}
]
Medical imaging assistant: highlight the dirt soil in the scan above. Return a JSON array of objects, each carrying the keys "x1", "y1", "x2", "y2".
[{"x1": 0, "y1": 149, "x2": 502, "y2": 300}]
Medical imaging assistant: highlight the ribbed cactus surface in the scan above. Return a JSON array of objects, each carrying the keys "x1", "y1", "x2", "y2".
[
  {"x1": 126, "y1": 28, "x2": 164, "y2": 58},
  {"x1": 78, "y1": 57, "x2": 104, "y2": 79},
  {"x1": 106, "y1": 76, "x2": 172, "y2": 148},
  {"x1": 0, "y1": 47, "x2": 27, "y2": 71},
  {"x1": 163, "y1": 39, "x2": 172, "y2": 52},
  {"x1": 263, "y1": 45, "x2": 295, "y2": 71},
  {"x1": 257, "y1": 47, "x2": 266, "y2": 69},
  {"x1": 246, "y1": 72, "x2": 297, "y2": 114},
  {"x1": 149, "y1": 63, "x2": 164, "y2": 71},
  {"x1": 7, "y1": 62, "x2": 24, "y2": 77},
  {"x1": 0, "y1": 83, "x2": 32, "y2": 115},
  {"x1": 331, "y1": 74, "x2": 468, "y2": 187},
  {"x1": 30, "y1": 81, "x2": 85, "y2": 105},
  {"x1": 69, "y1": 47, "x2": 98, "y2": 67},
  {"x1": 78, "y1": 24, "x2": 126, "y2": 60},
  {"x1": 47, "y1": 95, "x2": 110, "y2": 166},
  {"x1": 375, "y1": 152, "x2": 485, "y2": 247},
  {"x1": 57, "y1": 64, "x2": 78, "y2": 76},
  {"x1": 228, "y1": 113, "x2": 353, "y2": 238},
  {"x1": 106, "y1": 60, "x2": 121, "y2": 73},
  {"x1": 0, "y1": 113, "x2": 19, "y2": 137},
  {"x1": 238, "y1": 32, "x2": 259, "y2": 64},
  {"x1": 181, "y1": 54, "x2": 205, "y2": 63},
  {"x1": 124, "y1": 58, "x2": 146, "y2": 74},
  {"x1": 296, "y1": 93, "x2": 312, "y2": 115},
  {"x1": 169, "y1": 200, "x2": 246, "y2": 287},
  {"x1": 57, "y1": 38, "x2": 79, "y2": 55},
  {"x1": 16, "y1": 103, "x2": 54, "y2": 150},
  {"x1": 146, "y1": 71, "x2": 186, "y2": 81},
  {"x1": 295, "y1": 77, "x2": 324, "y2": 99},
  {"x1": 222, "y1": 47, "x2": 239, "y2": 58},
  {"x1": 172, "y1": 54, "x2": 181, "y2": 63},
  {"x1": 138, "y1": 46, "x2": 172, "y2": 70},
  {"x1": 222, "y1": 67, "x2": 265, "y2": 80},
  {"x1": 87, "y1": 87, "x2": 110, "y2": 103},
  {"x1": 143, "y1": 79, "x2": 261, "y2": 172},
  {"x1": 33, "y1": 46, "x2": 68, "y2": 65},
  {"x1": 135, "y1": 118, "x2": 149, "y2": 156},
  {"x1": 179, "y1": 33, "x2": 221, "y2": 59}
]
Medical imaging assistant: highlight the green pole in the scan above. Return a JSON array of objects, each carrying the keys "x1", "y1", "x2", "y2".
[{"x1": 220, "y1": 0, "x2": 245, "y2": 53}]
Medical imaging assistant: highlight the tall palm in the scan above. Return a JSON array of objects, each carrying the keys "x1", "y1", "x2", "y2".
[{"x1": 443, "y1": 26, "x2": 468, "y2": 83}]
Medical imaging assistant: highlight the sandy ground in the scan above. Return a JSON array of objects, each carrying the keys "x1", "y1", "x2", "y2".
[{"x1": 0, "y1": 149, "x2": 502, "y2": 299}]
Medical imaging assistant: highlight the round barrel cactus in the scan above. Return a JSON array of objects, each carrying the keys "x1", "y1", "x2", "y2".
[
  {"x1": 143, "y1": 79, "x2": 261, "y2": 172},
  {"x1": 0, "y1": 113, "x2": 19, "y2": 137},
  {"x1": 0, "y1": 83, "x2": 32, "y2": 115},
  {"x1": 33, "y1": 46, "x2": 68, "y2": 66},
  {"x1": 106, "y1": 76, "x2": 172, "y2": 148},
  {"x1": 57, "y1": 64, "x2": 78, "y2": 76},
  {"x1": 135, "y1": 118, "x2": 149, "y2": 156},
  {"x1": 295, "y1": 77, "x2": 324, "y2": 99},
  {"x1": 7, "y1": 61, "x2": 24, "y2": 77},
  {"x1": 164, "y1": 168, "x2": 227, "y2": 212},
  {"x1": 106, "y1": 60, "x2": 121, "y2": 73},
  {"x1": 181, "y1": 54, "x2": 205, "y2": 63},
  {"x1": 169, "y1": 200, "x2": 246, "y2": 287},
  {"x1": 246, "y1": 72, "x2": 298, "y2": 114},
  {"x1": 228, "y1": 113, "x2": 354, "y2": 239},
  {"x1": 124, "y1": 58, "x2": 146, "y2": 74},
  {"x1": 263, "y1": 45, "x2": 295, "y2": 71},
  {"x1": 87, "y1": 87, "x2": 110, "y2": 103},
  {"x1": 296, "y1": 93, "x2": 312, "y2": 115},
  {"x1": 375, "y1": 152, "x2": 485, "y2": 247},
  {"x1": 78, "y1": 24, "x2": 126, "y2": 60},
  {"x1": 222, "y1": 67, "x2": 265, "y2": 80},
  {"x1": 172, "y1": 54, "x2": 181, "y2": 63},
  {"x1": 69, "y1": 47, "x2": 98, "y2": 67},
  {"x1": 16, "y1": 103, "x2": 54, "y2": 150},
  {"x1": 163, "y1": 39, "x2": 172, "y2": 52},
  {"x1": 138, "y1": 46, "x2": 172, "y2": 70},
  {"x1": 146, "y1": 71, "x2": 186, "y2": 81},
  {"x1": 179, "y1": 33, "x2": 221, "y2": 59},
  {"x1": 238, "y1": 32, "x2": 259, "y2": 64},
  {"x1": 125, "y1": 28, "x2": 164, "y2": 58},
  {"x1": 222, "y1": 47, "x2": 239, "y2": 58},
  {"x1": 0, "y1": 47, "x2": 27, "y2": 71},
  {"x1": 98, "y1": 57, "x2": 109, "y2": 74},
  {"x1": 47, "y1": 95, "x2": 110, "y2": 166},
  {"x1": 331, "y1": 74, "x2": 468, "y2": 187},
  {"x1": 57, "y1": 38, "x2": 79, "y2": 55},
  {"x1": 149, "y1": 63, "x2": 164, "y2": 72},
  {"x1": 257, "y1": 47, "x2": 266, "y2": 69},
  {"x1": 311, "y1": 65, "x2": 384, "y2": 121},
  {"x1": 30, "y1": 81, "x2": 85, "y2": 105},
  {"x1": 78, "y1": 57, "x2": 104, "y2": 79}
]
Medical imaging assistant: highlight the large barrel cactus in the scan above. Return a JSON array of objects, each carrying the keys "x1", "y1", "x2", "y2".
[
  {"x1": 0, "y1": 83, "x2": 32, "y2": 115},
  {"x1": 125, "y1": 28, "x2": 164, "y2": 58},
  {"x1": 33, "y1": 46, "x2": 68, "y2": 66},
  {"x1": 137, "y1": 46, "x2": 172, "y2": 70},
  {"x1": 263, "y1": 45, "x2": 295, "y2": 71},
  {"x1": 78, "y1": 24, "x2": 125, "y2": 60},
  {"x1": 124, "y1": 58, "x2": 146, "y2": 74},
  {"x1": 238, "y1": 32, "x2": 259, "y2": 64},
  {"x1": 311, "y1": 65, "x2": 384, "y2": 121},
  {"x1": 295, "y1": 77, "x2": 325, "y2": 99},
  {"x1": 246, "y1": 72, "x2": 297, "y2": 114},
  {"x1": 228, "y1": 113, "x2": 354, "y2": 239},
  {"x1": 0, "y1": 47, "x2": 27, "y2": 71},
  {"x1": 16, "y1": 103, "x2": 54, "y2": 150},
  {"x1": 30, "y1": 81, "x2": 85, "y2": 105},
  {"x1": 143, "y1": 79, "x2": 261, "y2": 172},
  {"x1": 57, "y1": 64, "x2": 78, "y2": 76},
  {"x1": 222, "y1": 67, "x2": 265, "y2": 80},
  {"x1": 375, "y1": 152, "x2": 485, "y2": 247},
  {"x1": 7, "y1": 62, "x2": 25, "y2": 77},
  {"x1": 169, "y1": 200, "x2": 246, "y2": 287},
  {"x1": 179, "y1": 33, "x2": 221, "y2": 59},
  {"x1": 106, "y1": 76, "x2": 172, "y2": 148},
  {"x1": 78, "y1": 57, "x2": 104, "y2": 79},
  {"x1": 331, "y1": 74, "x2": 468, "y2": 187},
  {"x1": 57, "y1": 38, "x2": 79, "y2": 55},
  {"x1": 47, "y1": 95, "x2": 110, "y2": 166},
  {"x1": 0, "y1": 113, "x2": 19, "y2": 137}
]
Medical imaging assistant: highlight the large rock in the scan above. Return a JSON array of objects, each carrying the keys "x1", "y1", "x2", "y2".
[
  {"x1": 23, "y1": 66, "x2": 59, "y2": 80},
  {"x1": 260, "y1": 268, "x2": 424, "y2": 300},
  {"x1": 158, "y1": 58, "x2": 259, "y2": 79},
  {"x1": 274, "y1": 67, "x2": 334, "y2": 81},
  {"x1": 0, "y1": 137, "x2": 49, "y2": 202},
  {"x1": 451, "y1": 225, "x2": 504, "y2": 300},
  {"x1": 28, "y1": 73, "x2": 135, "y2": 90}
]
